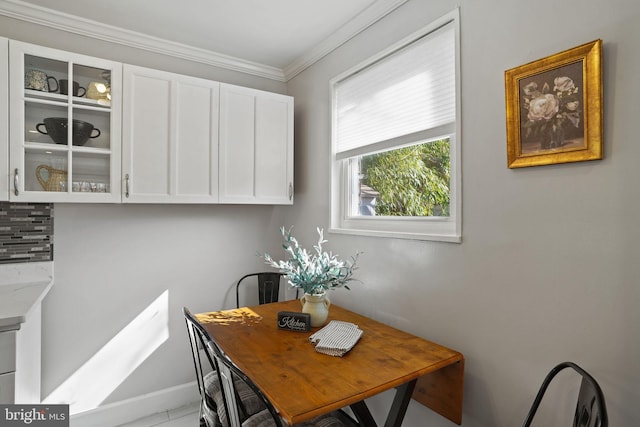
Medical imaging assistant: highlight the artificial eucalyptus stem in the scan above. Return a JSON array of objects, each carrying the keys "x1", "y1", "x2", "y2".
[{"x1": 263, "y1": 226, "x2": 361, "y2": 295}]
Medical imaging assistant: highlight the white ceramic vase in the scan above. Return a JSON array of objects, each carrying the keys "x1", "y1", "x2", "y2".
[{"x1": 300, "y1": 292, "x2": 331, "y2": 327}]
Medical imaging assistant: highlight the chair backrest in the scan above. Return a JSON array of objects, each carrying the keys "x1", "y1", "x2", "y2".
[
  {"x1": 522, "y1": 361, "x2": 608, "y2": 427},
  {"x1": 184, "y1": 307, "x2": 275, "y2": 427},
  {"x1": 183, "y1": 307, "x2": 219, "y2": 426},
  {"x1": 190, "y1": 315, "x2": 281, "y2": 427},
  {"x1": 236, "y1": 272, "x2": 298, "y2": 308}
]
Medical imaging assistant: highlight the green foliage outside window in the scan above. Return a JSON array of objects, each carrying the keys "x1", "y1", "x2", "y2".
[{"x1": 360, "y1": 139, "x2": 450, "y2": 216}]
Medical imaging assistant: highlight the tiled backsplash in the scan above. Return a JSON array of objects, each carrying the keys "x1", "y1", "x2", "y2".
[{"x1": 0, "y1": 202, "x2": 53, "y2": 264}]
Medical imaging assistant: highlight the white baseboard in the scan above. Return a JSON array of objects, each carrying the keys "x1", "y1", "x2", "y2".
[{"x1": 70, "y1": 381, "x2": 199, "y2": 427}]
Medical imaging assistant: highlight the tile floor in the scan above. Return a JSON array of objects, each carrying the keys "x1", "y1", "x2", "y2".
[{"x1": 117, "y1": 402, "x2": 200, "y2": 427}]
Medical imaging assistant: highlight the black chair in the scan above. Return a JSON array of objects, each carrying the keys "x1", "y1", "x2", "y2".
[
  {"x1": 184, "y1": 307, "x2": 273, "y2": 427},
  {"x1": 522, "y1": 361, "x2": 608, "y2": 427},
  {"x1": 208, "y1": 332, "x2": 360, "y2": 427},
  {"x1": 184, "y1": 307, "x2": 221, "y2": 427},
  {"x1": 236, "y1": 272, "x2": 298, "y2": 308}
]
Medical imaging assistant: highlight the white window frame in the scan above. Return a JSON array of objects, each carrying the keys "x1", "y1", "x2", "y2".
[{"x1": 330, "y1": 8, "x2": 461, "y2": 243}]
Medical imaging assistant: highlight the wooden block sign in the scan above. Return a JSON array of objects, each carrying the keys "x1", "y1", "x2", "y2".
[{"x1": 277, "y1": 311, "x2": 311, "y2": 332}]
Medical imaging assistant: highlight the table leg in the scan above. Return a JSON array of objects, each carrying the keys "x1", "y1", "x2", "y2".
[
  {"x1": 349, "y1": 379, "x2": 418, "y2": 427},
  {"x1": 350, "y1": 400, "x2": 377, "y2": 426},
  {"x1": 384, "y1": 379, "x2": 417, "y2": 427}
]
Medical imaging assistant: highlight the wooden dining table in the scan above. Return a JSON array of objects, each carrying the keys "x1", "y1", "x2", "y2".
[{"x1": 196, "y1": 300, "x2": 464, "y2": 427}]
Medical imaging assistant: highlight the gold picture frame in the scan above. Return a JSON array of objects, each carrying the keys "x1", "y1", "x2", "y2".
[{"x1": 505, "y1": 40, "x2": 603, "y2": 168}]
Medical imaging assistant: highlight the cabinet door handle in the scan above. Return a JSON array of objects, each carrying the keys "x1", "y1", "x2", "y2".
[
  {"x1": 125, "y1": 174, "x2": 130, "y2": 198},
  {"x1": 288, "y1": 182, "x2": 293, "y2": 200},
  {"x1": 13, "y1": 168, "x2": 19, "y2": 196}
]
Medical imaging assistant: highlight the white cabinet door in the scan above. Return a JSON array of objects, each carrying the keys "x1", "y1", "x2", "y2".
[
  {"x1": 8, "y1": 40, "x2": 122, "y2": 202},
  {"x1": 122, "y1": 65, "x2": 219, "y2": 203},
  {"x1": 0, "y1": 38, "x2": 8, "y2": 201},
  {"x1": 219, "y1": 84, "x2": 293, "y2": 204},
  {"x1": 0, "y1": 330, "x2": 16, "y2": 403}
]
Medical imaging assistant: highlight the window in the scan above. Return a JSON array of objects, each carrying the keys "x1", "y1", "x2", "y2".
[{"x1": 330, "y1": 9, "x2": 461, "y2": 242}]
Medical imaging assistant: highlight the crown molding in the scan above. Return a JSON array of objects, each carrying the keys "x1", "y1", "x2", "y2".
[
  {"x1": 0, "y1": 0, "x2": 407, "y2": 82},
  {"x1": 0, "y1": 0, "x2": 286, "y2": 81},
  {"x1": 283, "y1": 0, "x2": 408, "y2": 81}
]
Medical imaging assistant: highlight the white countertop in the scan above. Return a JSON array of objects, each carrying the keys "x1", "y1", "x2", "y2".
[{"x1": 0, "y1": 262, "x2": 53, "y2": 331}]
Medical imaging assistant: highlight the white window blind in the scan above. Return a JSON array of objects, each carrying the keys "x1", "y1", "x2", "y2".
[{"x1": 334, "y1": 21, "x2": 455, "y2": 159}]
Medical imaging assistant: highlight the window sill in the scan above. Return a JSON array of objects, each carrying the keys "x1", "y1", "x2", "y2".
[{"x1": 328, "y1": 227, "x2": 461, "y2": 243}]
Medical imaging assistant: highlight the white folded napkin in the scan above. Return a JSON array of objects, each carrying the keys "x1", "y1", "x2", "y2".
[{"x1": 309, "y1": 320, "x2": 363, "y2": 357}]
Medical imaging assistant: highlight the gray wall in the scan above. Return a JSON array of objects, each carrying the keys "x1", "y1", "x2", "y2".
[
  {"x1": 48, "y1": 204, "x2": 286, "y2": 405},
  {"x1": 286, "y1": 0, "x2": 640, "y2": 426},
  {"x1": 3, "y1": 0, "x2": 640, "y2": 425}
]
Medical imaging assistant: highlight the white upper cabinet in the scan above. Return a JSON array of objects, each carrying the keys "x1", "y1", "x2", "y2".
[
  {"x1": 0, "y1": 38, "x2": 8, "y2": 201},
  {"x1": 219, "y1": 84, "x2": 293, "y2": 204},
  {"x1": 122, "y1": 65, "x2": 219, "y2": 203},
  {"x1": 8, "y1": 40, "x2": 122, "y2": 202},
  {"x1": 2, "y1": 39, "x2": 292, "y2": 205}
]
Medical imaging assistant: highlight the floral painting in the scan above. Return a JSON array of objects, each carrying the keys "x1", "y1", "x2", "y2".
[
  {"x1": 505, "y1": 40, "x2": 603, "y2": 168},
  {"x1": 519, "y1": 61, "x2": 584, "y2": 154}
]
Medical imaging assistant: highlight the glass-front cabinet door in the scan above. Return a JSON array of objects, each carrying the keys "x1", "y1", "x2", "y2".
[{"x1": 9, "y1": 41, "x2": 121, "y2": 202}]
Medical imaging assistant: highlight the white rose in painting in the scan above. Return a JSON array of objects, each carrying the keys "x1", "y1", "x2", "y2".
[
  {"x1": 553, "y1": 76, "x2": 575, "y2": 92},
  {"x1": 527, "y1": 94, "x2": 559, "y2": 121}
]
